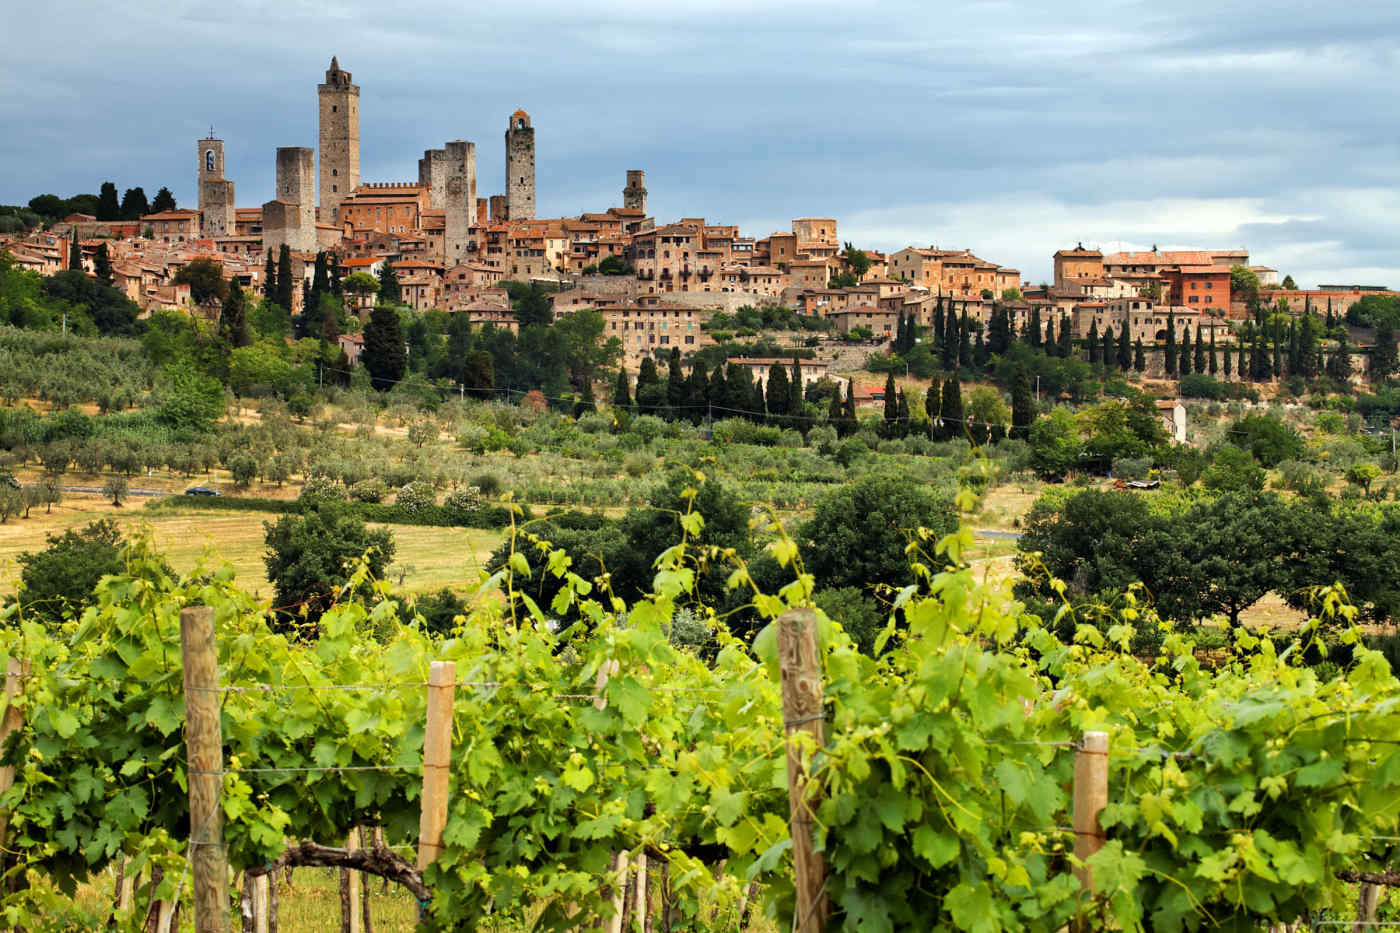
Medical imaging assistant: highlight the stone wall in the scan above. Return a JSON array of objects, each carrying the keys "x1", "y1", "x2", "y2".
[{"x1": 505, "y1": 113, "x2": 535, "y2": 221}]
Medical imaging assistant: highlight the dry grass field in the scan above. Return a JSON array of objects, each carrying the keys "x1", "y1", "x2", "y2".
[{"x1": 0, "y1": 493, "x2": 501, "y2": 599}]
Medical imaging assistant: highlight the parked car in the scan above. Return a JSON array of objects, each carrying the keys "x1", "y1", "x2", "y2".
[{"x1": 184, "y1": 486, "x2": 221, "y2": 497}]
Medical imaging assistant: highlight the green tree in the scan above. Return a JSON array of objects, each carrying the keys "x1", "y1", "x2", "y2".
[
  {"x1": 1202, "y1": 445, "x2": 1265, "y2": 493},
  {"x1": 1281, "y1": 274, "x2": 1297, "y2": 290},
  {"x1": 613, "y1": 367, "x2": 631, "y2": 412},
  {"x1": 218, "y1": 280, "x2": 251, "y2": 348},
  {"x1": 1208, "y1": 328, "x2": 1218, "y2": 375},
  {"x1": 96, "y1": 182, "x2": 120, "y2": 221},
  {"x1": 797, "y1": 474, "x2": 957, "y2": 592},
  {"x1": 1327, "y1": 332, "x2": 1354, "y2": 383},
  {"x1": 1181, "y1": 491, "x2": 1294, "y2": 627},
  {"x1": 1227, "y1": 414, "x2": 1303, "y2": 467},
  {"x1": 16, "y1": 519, "x2": 126, "y2": 625},
  {"x1": 1375, "y1": 320, "x2": 1398, "y2": 378},
  {"x1": 635, "y1": 357, "x2": 665, "y2": 416},
  {"x1": 102, "y1": 475, "x2": 128, "y2": 507},
  {"x1": 151, "y1": 187, "x2": 176, "y2": 212},
  {"x1": 263, "y1": 505, "x2": 396, "y2": 630},
  {"x1": 118, "y1": 187, "x2": 149, "y2": 220},
  {"x1": 1231, "y1": 265, "x2": 1261, "y2": 310},
  {"x1": 1193, "y1": 326, "x2": 1207, "y2": 373},
  {"x1": 1117, "y1": 322, "x2": 1131, "y2": 371},
  {"x1": 1011, "y1": 367, "x2": 1036, "y2": 439},
  {"x1": 276, "y1": 245, "x2": 294, "y2": 312},
  {"x1": 93, "y1": 243, "x2": 113, "y2": 288},
  {"x1": 361, "y1": 305, "x2": 407, "y2": 390},
  {"x1": 174, "y1": 257, "x2": 228, "y2": 308},
  {"x1": 1164, "y1": 310, "x2": 1177, "y2": 374},
  {"x1": 1133, "y1": 338, "x2": 1146, "y2": 372},
  {"x1": 938, "y1": 376, "x2": 964, "y2": 441},
  {"x1": 882, "y1": 371, "x2": 898, "y2": 434},
  {"x1": 842, "y1": 242, "x2": 872, "y2": 278},
  {"x1": 767, "y1": 361, "x2": 791, "y2": 421}
]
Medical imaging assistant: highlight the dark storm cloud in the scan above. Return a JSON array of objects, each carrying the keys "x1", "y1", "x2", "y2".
[{"x1": 1, "y1": 0, "x2": 1395, "y2": 285}]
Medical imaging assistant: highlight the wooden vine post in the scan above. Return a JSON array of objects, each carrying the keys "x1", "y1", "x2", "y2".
[
  {"x1": 0, "y1": 656, "x2": 30, "y2": 845},
  {"x1": 778, "y1": 608, "x2": 828, "y2": 933},
  {"x1": 593, "y1": 659, "x2": 632, "y2": 933},
  {"x1": 181, "y1": 606, "x2": 230, "y2": 933},
  {"x1": 416, "y1": 661, "x2": 456, "y2": 879},
  {"x1": 1072, "y1": 730, "x2": 1110, "y2": 893}
]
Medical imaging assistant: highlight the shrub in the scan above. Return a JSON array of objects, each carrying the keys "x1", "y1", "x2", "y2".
[
  {"x1": 443, "y1": 486, "x2": 484, "y2": 512},
  {"x1": 629, "y1": 415, "x2": 666, "y2": 445},
  {"x1": 1111, "y1": 456, "x2": 1152, "y2": 481},
  {"x1": 1178, "y1": 373, "x2": 1227, "y2": 400},
  {"x1": 807, "y1": 425, "x2": 838, "y2": 456},
  {"x1": 471, "y1": 472, "x2": 502, "y2": 497},
  {"x1": 228, "y1": 451, "x2": 259, "y2": 487},
  {"x1": 17, "y1": 519, "x2": 126, "y2": 625},
  {"x1": 263, "y1": 505, "x2": 395, "y2": 630},
  {"x1": 622, "y1": 452, "x2": 655, "y2": 478},
  {"x1": 299, "y1": 475, "x2": 345, "y2": 504},
  {"x1": 395, "y1": 481, "x2": 437, "y2": 513},
  {"x1": 348, "y1": 477, "x2": 388, "y2": 503}
]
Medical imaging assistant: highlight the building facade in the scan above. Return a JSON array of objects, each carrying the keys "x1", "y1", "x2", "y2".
[{"x1": 317, "y1": 57, "x2": 360, "y2": 224}]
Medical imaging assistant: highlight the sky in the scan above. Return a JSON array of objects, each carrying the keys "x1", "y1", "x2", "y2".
[{"x1": 2, "y1": 0, "x2": 1398, "y2": 287}]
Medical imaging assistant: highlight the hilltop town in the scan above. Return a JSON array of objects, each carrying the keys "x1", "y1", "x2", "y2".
[{"x1": 4, "y1": 56, "x2": 1396, "y2": 393}]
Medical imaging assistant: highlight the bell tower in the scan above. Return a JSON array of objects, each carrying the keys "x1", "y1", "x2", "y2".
[
  {"x1": 318, "y1": 56, "x2": 360, "y2": 224},
  {"x1": 505, "y1": 110, "x2": 535, "y2": 222},
  {"x1": 196, "y1": 133, "x2": 235, "y2": 237}
]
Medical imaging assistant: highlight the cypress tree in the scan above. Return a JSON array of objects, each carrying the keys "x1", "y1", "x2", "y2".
[
  {"x1": 1011, "y1": 367, "x2": 1035, "y2": 439},
  {"x1": 1043, "y1": 313, "x2": 1056, "y2": 356},
  {"x1": 768, "y1": 362, "x2": 791, "y2": 422},
  {"x1": 924, "y1": 375, "x2": 940, "y2": 433},
  {"x1": 1178, "y1": 326, "x2": 1192, "y2": 375},
  {"x1": 1223, "y1": 334, "x2": 1233, "y2": 378},
  {"x1": 264, "y1": 250, "x2": 277, "y2": 299},
  {"x1": 1086, "y1": 320, "x2": 1100, "y2": 364},
  {"x1": 1209, "y1": 328, "x2": 1218, "y2": 375},
  {"x1": 1374, "y1": 320, "x2": 1398, "y2": 379},
  {"x1": 119, "y1": 187, "x2": 149, "y2": 221},
  {"x1": 1100, "y1": 324, "x2": 1114, "y2": 370},
  {"x1": 1287, "y1": 321, "x2": 1300, "y2": 377},
  {"x1": 1056, "y1": 316, "x2": 1072, "y2": 358},
  {"x1": 377, "y1": 260, "x2": 401, "y2": 305},
  {"x1": 882, "y1": 371, "x2": 898, "y2": 434},
  {"x1": 895, "y1": 312, "x2": 907, "y2": 353},
  {"x1": 841, "y1": 380, "x2": 857, "y2": 436},
  {"x1": 1164, "y1": 310, "x2": 1177, "y2": 373},
  {"x1": 613, "y1": 367, "x2": 631, "y2": 412},
  {"x1": 932, "y1": 295, "x2": 945, "y2": 342},
  {"x1": 1271, "y1": 325, "x2": 1282, "y2": 380},
  {"x1": 1029, "y1": 306, "x2": 1042, "y2": 348},
  {"x1": 574, "y1": 376, "x2": 596, "y2": 416},
  {"x1": 827, "y1": 391, "x2": 842, "y2": 429},
  {"x1": 636, "y1": 357, "x2": 663, "y2": 415},
  {"x1": 685, "y1": 363, "x2": 708, "y2": 424},
  {"x1": 941, "y1": 308, "x2": 958, "y2": 370},
  {"x1": 988, "y1": 305, "x2": 1009, "y2": 354},
  {"x1": 896, "y1": 390, "x2": 910, "y2": 437},
  {"x1": 69, "y1": 228, "x2": 80, "y2": 271},
  {"x1": 1194, "y1": 325, "x2": 1207, "y2": 373},
  {"x1": 329, "y1": 253, "x2": 342, "y2": 296},
  {"x1": 218, "y1": 280, "x2": 250, "y2": 348},
  {"x1": 93, "y1": 243, "x2": 113, "y2": 288},
  {"x1": 974, "y1": 327, "x2": 989, "y2": 368},
  {"x1": 1328, "y1": 332, "x2": 1354, "y2": 383},
  {"x1": 1133, "y1": 338, "x2": 1146, "y2": 372},
  {"x1": 1117, "y1": 321, "x2": 1131, "y2": 370},
  {"x1": 788, "y1": 357, "x2": 804, "y2": 424},
  {"x1": 666, "y1": 348, "x2": 687, "y2": 415},
  {"x1": 709, "y1": 363, "x2": 727, "y2": 418},
  {"x1": 276, "y1": 245, "x2": 294, "y2": 312},
  {"x1": 361, "y1": 305, "x2": 407, "y2": 390},
  {"x1": 96, "y1": 182, "x2": 119, "y2": 221},
  {"x1": 151, "y1": 187, "x2": 177, "y2": 212},
  {"x1": 311, "y1": 251, "x2": 330, "y2": 306},
  {"x1": 957, "y1": 307, "x2": 972, "y2": 367},
  {"x1": 940, "y1": 377, "x2": 964, "y2": 441},
  {"x1": 1237, "y1": 338, "x2": 1247, "y2": 381}
]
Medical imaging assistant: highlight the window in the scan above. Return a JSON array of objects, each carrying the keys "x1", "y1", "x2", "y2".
[{"x1": 332, "y1": 105, "x2": 337, "y2": 113}]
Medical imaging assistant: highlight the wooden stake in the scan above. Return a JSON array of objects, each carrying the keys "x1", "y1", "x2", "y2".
[
  {"x1": 345, "y1": 830, "x2": 362, "y2": 933},
  {"x1": 606, "y1": 854, "x2": 629, "y2": 933},
  {"x1": 267, "y1": 871, "x2": 279, "y2": 933},
  {"x1": 1356, "y1": 882, "x2": 1381, "y2": 931},
  {"x1": 0, "y1": 657, "x2": 29, "y2": 845},
  {"x1": 416, "y1": 661, "x2": 456, "y2": 875},
  {"x1": 251, "y1": 873, "x2": 269, "y2": 933},
  {"x1": 1072, "y1": 730, "x2": 1110, "y2": 893},
  {"x1": 633, "y1": 853, "x2": 647, "y2": 933},
  {"x1": 778, "y1": 608, "x2": 827, "y2": 933},
  {"x1": 180, "y1": 605, "x2": 230, "y2": 933}
]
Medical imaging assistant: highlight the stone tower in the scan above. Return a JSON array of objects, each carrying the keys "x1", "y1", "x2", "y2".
[
  {"x1": 197, "y1": 135, "x2": 236, "y2": 237},
  {"x1": 418, "y1": 147, "x2": 448, "y2": 210},
  {"x1": 623, "y1": 170, "x2": 647, "y2": 214},
  {"x1": 443, "y1": 140, "x2": 477, "y2": 264},
  {"x1": 262, "y1": 146, "x2": 316, "y2": 256},
  {"x1": 505, "y1": 110, "x2": 535, "y2": 222},
  {"x1": 317, "y1": 56, "x2": 360, "y2": 224}
]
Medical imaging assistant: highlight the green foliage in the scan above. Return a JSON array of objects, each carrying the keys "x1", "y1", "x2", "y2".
[
  {"x1": 16, "y1": 519, "x2": 125, "y2": 624},
  {"x1": 172, "y1": 257, "x2": 228, "y2": 307},
  {"x1": 797, "y1": 474, "x2": 956, "y2": 593},
  {"x1": 1202, "y1": 444, "x2": 1266, "y2": 492},
  {"x1": 262, "y1": 504, "x2": 395, "y2": 628},
  {"x1": 361, "y1": 306, "x2": 407, "y2": 390},
  {"x1": 1227, "y1": 413, "x2": 1304, "y2": 467}
]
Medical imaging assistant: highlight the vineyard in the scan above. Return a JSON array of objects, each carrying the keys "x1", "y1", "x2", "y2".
[{"x1": 0, "y1": 505, "x2": 1396, "y2": 932}]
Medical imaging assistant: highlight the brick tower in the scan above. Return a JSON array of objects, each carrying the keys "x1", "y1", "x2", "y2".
[
  {"x1": 623, "y1": 170, "x2": 647, "y2": 213},
  {"x1": 505, "y1": 110, "x2": 535, "y2": 222},
  {"x1": 197, "y1": 134, "x2": 235, "y2": 237},
  {"x1": 318, "y1": 56, "x2": 359, "y2": 224}
]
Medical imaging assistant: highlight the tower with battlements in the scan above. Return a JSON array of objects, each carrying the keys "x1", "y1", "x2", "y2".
[
  {"x1": 197, "y1": 135, "x2": 236, "y2": 237},
  {"x1": 318, "y1": 56, "x2": 359, "y2": 224},
  {"x1": 505, "y1": 110, "x2": 535, "y2": 222},
  {"x1": 623, "y1": 170, "x2": 647, "y2": 214}
]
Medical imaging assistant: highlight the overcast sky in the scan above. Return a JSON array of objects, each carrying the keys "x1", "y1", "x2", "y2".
[{"x1": 2, "y1": 0, "x2": 1396, "y2": 286}]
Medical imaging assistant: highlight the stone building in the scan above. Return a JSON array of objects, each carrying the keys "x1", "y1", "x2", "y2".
[
  {"x1": 505, "y1": 110, "x2": 536, "y2": 222},
  {"x1": 1052, "y1": 245, "x2": 1103, "y2": 288},
  {"x1": 337, "y1": 183, "x2": 430, "y2": 236},
  {"x1": 318, "y1": 57, "x2": 360, "y2": 224},
  {"x1": 262, "y1": 146, "x2": 316, "y2": 255},
  {"x1": 623, "y1": 170, "x2": 647, "y2": 213},
  {"x1": 418, "y1": 147, "x2": 448, "y2": 209},
  {"x1": 443, "y1": 140, "x2": 478, "y2": 265},
  {"x1": 196, "y1": 135, "x2": 235, "y2": 237}
]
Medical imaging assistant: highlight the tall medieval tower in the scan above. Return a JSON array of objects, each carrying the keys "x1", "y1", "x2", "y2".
[
  {"x1": 505, "y1": 110, "x2": 535, "y2": 222},
  {"x1": 318, "y1": 57, "x2": 359, "y2": 225},
  {"x1": 623, "y1": 170, "x2": 647, "y2": 213},
  {"x1": 197, "y1": 135, "x2": 235, "y2": 236}
]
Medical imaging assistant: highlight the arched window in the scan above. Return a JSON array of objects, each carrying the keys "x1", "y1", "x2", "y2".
[{"x1": 205, "y1": 150, "x2": 215, "y2": 173}]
